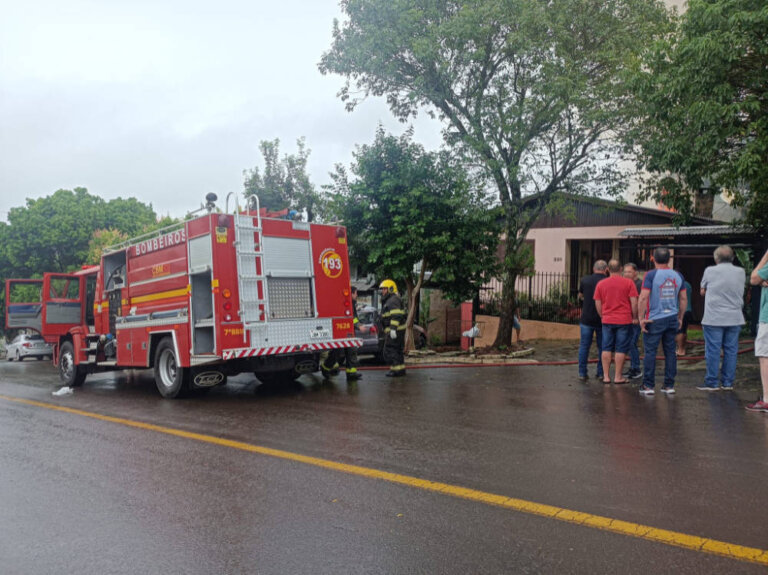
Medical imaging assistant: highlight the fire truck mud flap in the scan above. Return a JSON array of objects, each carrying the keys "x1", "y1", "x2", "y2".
[{"x1": 190, "y1": 367, "x2": 227, "y2": 389}]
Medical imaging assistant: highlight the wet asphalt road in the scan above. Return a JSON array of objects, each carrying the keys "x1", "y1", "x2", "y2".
[{"x1": 1, "y1": 356, "x2": 767, "y2": 574}]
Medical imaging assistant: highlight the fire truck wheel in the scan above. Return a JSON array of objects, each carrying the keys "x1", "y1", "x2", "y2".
[
  {"x1": 154, "y1": 337, "x2": 190, "y2": 399},
  {"x1": 59, "y1": 341, "x2": 86, "y2": 387}
]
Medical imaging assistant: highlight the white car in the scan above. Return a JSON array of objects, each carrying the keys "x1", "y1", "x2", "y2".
[{"x1": 6, "y1": 333, "x2": 53, "y2": 361}]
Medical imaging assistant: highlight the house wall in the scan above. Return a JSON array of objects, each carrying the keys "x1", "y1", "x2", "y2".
[{"x1": 526, "y1": 225, "x2": 667, "y2": 273}]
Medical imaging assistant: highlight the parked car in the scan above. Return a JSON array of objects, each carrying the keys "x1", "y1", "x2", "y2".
[
  {"x1": 356, "y1": 306, "x2": 427, "y2": 362},
  {"x1": 6, "y1": 333, "x2": 53, "y2": 361}
]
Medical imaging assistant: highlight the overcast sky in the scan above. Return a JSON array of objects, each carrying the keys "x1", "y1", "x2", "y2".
[{"x1": 0, "y1": 0, "x2": 443, "y2": 221}]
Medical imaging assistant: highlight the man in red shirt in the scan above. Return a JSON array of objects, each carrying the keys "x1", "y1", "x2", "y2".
[{"x1": 594, "y1": 259, "x2": 639, "y2": 384}]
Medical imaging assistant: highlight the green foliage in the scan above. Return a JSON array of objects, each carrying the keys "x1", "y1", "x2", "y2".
[
  {"x1": 86, "y1": 229, "x2": 129, "y2": 265},
  {"x1": 0, "y1": 188, "x2": 169, "y2": 278},
  {"x1": 7, "y1": 281, "x2": 42, "y2": 303},
  {"x1": 243, "y1": 138, "x2": 323, "y2": 222},
  {"x1": 627, "y1": 0, "x2": 768, "y2": 232},
  {"x1": 326, "y1": 126, "x2": 500, "y2": 303},
  {"x1": 320, "y1": 0, "x2": 670, "y2": 344}
]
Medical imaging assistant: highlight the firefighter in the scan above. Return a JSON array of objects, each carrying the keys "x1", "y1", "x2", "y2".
[
  {"x1": 320, "y1": 350, "x2": 340, "y2": 378},
  {"x1": 379, "y1": 279, "x2": 406, "y2": 377},
  {"x1": 344, "y1": 286, "x2": 362, "y2": 380},
  {"x1": 321, "y1": 286, "x2": 362, "y2": 381}
]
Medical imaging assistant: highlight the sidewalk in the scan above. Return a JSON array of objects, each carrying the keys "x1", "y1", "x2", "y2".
[{"x1": 406, "y1": 338, "x2": 762, "y2": 390}]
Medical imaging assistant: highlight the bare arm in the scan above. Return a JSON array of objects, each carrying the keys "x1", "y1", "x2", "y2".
[
  {"x1": 751, "y1": 249, "x2": 768, "y2": 286},
  {"x1": 595, "y1": 300, "x2": 602, "y2": 318},
  {"x1": 630, "y1": 296, "x2": 638, "y2": 321},
  {"x1": 678, "y1": 288, "x2": 688, "y2": 329},
  {"x1": 638, "y1": 289, "x2": 650, "y2": 332}
]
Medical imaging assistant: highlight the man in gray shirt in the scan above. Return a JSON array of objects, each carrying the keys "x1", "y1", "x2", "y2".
[{"x1": 698, "y1": 245, "x2": 746, "y2": 391}]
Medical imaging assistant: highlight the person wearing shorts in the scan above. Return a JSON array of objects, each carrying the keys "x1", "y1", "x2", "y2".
[
  {"x1": 594, "y1": 259, "x2": 638, "y2": 384},
  {"x1": 746, "y1": 249, "x2": 768, "y2": 412}
]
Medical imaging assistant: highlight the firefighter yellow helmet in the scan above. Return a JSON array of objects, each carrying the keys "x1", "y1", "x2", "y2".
[{"x1": 379, "y1": 279, "x2": 398, "y2": 294}]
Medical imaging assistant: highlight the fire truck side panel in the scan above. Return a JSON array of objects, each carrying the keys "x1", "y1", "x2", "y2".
[
  {"x1": 311, "y1": 224, "x2": 354, "y2": 320},
  {"x1": 261, "y1": 218, "x2": 311, "y2": 240},
  {"x1": 116, "y1": 229, "x2": 193, "y2": 367},
  {"x1": 208, "y1": 213, "x2": 247, "y2": 355}
]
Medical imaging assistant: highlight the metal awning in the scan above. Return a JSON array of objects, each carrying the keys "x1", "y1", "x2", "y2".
[{"x1": 618, "y1": 225, "x2": 752, "y2": 238}]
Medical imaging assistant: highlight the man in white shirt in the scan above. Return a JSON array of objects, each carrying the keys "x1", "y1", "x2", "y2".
[{"x1": 698, "y1": 245, "x2": 745, "y2": 391}]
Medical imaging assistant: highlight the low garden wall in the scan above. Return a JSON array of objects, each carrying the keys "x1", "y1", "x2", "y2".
[{"x1": 472, "y1": 314, "x2": 580, "y2": 347}]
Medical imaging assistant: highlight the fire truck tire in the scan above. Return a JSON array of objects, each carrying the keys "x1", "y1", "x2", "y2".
[
  {"x1": 154, "y1": 338, "x2": 190, "y2": 399},
  {"x1": 59, "y1": 341, "x2": 87, "y2": 387}
]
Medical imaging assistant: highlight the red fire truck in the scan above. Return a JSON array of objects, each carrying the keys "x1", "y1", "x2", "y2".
[{"x1": 4, "y1": 196, "x2": 361, "y2": 398}]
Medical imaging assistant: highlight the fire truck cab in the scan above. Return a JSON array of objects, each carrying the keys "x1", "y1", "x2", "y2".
[{"x1": 5, "y1": 196, "x2": 361, "y2": 398}]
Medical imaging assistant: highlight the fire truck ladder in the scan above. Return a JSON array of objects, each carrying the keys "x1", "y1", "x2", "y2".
[{"x1": 234, "y1": 201, "x2": 268, "y2": 341}]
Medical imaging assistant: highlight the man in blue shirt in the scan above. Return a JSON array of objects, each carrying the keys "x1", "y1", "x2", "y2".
[
  {"x1": 746, "y1": 248, "x2": 768, "y2": 412},
  {"x1": 637, "y1": 247, "x2": 688, "y2": 395}
]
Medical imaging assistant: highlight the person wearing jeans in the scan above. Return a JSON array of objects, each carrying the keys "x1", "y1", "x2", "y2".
[
  {"x1": 698, "y1": 245, "x2": 745, "y2": 391},
  {"x1": 577, "y1": 260, "x2": 608, "y2": 381},
  {"x1": 641, "y1": 315, "x2": 679, "y2": 391},
  {"x1": 579, "y1": 324, "x2": 603, "y2": 380},
  {"x1": 637, "y1": 247, "x2": 687, "y2": 395},
  {"x1": 623, "y1": 263, "x2": 644, "y2": 379}
]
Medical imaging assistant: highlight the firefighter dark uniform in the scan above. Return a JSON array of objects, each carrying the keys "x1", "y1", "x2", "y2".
[
  {"x1": 320, "y1": 349, "x2": 340, "y2": 378},
  {"x1": 344, "y1": 288, "x2": 361, "y2": 380},
  {"x1": 321, "y1": 287, "x2": 361, "y2": 381},
  {"x1": 380, "y1": 280, "x2": 406, "y2": 377}
]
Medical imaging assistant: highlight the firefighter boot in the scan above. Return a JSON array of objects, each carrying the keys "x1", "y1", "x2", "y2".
[
  {"x1": 346, "y1": 369, "x2": 362, "y2": 381},
  {"x1": 385, "y1": 369, "x2": 406, "y2": 378}
]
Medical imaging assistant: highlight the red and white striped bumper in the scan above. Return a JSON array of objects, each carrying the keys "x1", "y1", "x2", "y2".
[{"x1": 222, "y1": 339, "x2": 362, "y2": 361}]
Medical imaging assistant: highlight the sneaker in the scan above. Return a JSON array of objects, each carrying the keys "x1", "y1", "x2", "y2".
[
  {"x1": 696, "y1": 385, "x2": 720, "y2": 392},
  {"x1": 639, "y1": 386, "x2": 655, "y2": 396},
  {"x1": 745, "y1": 400, "x2": 768, "y2": 413},
  {"x1": 720, "y1": 385, "x2": 733, "y2": 391},
  {"x1": 578, "y1": 375, "x2": 588, "y2": 382},
  {"x1": 661, "y1": 386, "x2": 675, "y2": 394},
  {"x1": 629, "y1": 370, "x2": 643, "y2": 380}
]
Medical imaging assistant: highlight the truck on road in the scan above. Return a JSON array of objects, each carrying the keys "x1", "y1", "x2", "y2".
[{"x1": 5, "y1": 196, "x2": 361, "y2": 397}]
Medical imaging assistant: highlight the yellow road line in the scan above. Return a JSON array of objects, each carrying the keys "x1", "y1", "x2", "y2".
[{"x1": 2, "y1": 393, "x2": 767, "y2": 566}]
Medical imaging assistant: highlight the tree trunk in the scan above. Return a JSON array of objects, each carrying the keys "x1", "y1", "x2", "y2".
[
  {"x1": 404, "y1": 258, "x2": 427, "y2": 352},
  {"x1": 492, "y1": 231, "x2": 520, "y2": 349}
]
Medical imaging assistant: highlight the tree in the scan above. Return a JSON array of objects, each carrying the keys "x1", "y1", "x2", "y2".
[
  {"x1": 85, "y1": 229, "x2": 129, "y2": 265},
  {"x1": 627, "y1": 0, "x2": 768, "y2": 233},
  {"x1": 0, "y1": 188, "x2": 168, "y2": 277},
  {"x1": 243, "y1": 138, "x2": 322, "y2": 222},
  {"x1": 320, "y1": 0, "x2": 670, "y2": 347},
  {"x1": 326, "y1": 127, "x2": 499, "y2": 349},
  {"x1": 103, "y1": 197, "x2": 160, "y2": 237}
]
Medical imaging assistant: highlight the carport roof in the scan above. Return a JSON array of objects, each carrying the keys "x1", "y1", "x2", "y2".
[{"x1": 618, "y1": 225, "x2": 753, "y2": 238}]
